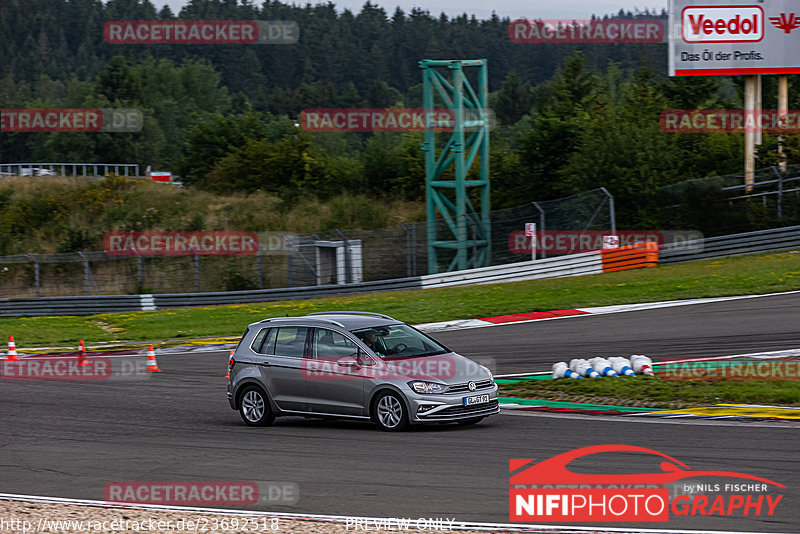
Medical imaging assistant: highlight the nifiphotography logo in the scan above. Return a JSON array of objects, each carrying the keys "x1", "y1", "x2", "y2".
[{"x1": 509, "y1": 444, "x2": 785, "y2": 522}]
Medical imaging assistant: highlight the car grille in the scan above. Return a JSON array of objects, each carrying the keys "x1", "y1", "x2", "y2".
[
  {"x1": 447, "y1": 379, "x2": 494, "y2": 394},
  {"x1": 423, "y1": 399, "x2": 499, "y2": 418}
]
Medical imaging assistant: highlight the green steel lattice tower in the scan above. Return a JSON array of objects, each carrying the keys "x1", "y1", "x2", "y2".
[{"x1": 420, "y1": 59, "x2": 491, "y2": 274}]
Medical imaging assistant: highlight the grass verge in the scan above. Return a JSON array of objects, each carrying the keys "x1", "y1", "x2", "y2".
[
  {"x1": 499, "y1": 376, "x2": 800, "y2": 409},
  {"x1": 1, "y1": 250, "x2": 799, "y2": 348}
]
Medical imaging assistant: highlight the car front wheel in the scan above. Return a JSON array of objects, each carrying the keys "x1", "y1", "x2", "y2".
[
  {"x1": 373, "y1": 391, "x2": 409, "y2": 431},
  {"x1": 239, "y1": 386, "x2": 275, "y2": 427}
]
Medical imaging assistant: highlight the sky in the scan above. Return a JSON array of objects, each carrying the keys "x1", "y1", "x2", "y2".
[{"x1": 153, "y1": 0, "x2": 668, "y2": 20}]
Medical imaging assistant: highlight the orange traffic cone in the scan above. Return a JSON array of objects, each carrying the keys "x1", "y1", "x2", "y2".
[
  {"x1": 145, "y1": 344, "x2": 162, "y2": 373},
  {"x1": 77, "y1": 339, "x2": 90, "y2": 366},
  {"x1": 225, "y1": 349, "x2": 233, "y2": 379},
  {"x1": 6, "y1": 336, "x2": 19, "y2": 361}
]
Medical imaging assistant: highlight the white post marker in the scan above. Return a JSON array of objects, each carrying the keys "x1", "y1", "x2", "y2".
[
  {"x1": 524, "y1": 223, "x2": 536, "y2": 261},
  {"x1": 602, "y1": 235, "x2": 619, "y2": 249}
]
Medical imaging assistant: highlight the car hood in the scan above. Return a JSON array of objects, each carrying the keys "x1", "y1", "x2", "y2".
[{"x1": 379, "y1": 352, "x2": 490, "y2": 384}]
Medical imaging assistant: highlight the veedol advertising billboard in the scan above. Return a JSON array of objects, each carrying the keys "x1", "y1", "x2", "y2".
[{"x1": 669, "y1": 0, "x2": 800, "y2": 76}]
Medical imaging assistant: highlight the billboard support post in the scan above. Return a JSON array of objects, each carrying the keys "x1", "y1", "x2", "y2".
[
  {"x1": 778, "y1": 76, "x2": 788, "y2": 173},
  {"x1": 669, "y1": 0, "x2": 797, "y2": 190},
  {"x1": 744, "y1": 76, "x2": 757, "y2": 192}
]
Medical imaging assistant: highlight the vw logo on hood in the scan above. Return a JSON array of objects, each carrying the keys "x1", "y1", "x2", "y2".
[{"x1": 468, "y1": 381, "x2": 476, "y2": 391}]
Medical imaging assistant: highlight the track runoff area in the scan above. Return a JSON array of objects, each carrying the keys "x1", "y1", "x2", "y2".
[{"x1": 1, "y1": 291, "x2": 798, "y2": 532}]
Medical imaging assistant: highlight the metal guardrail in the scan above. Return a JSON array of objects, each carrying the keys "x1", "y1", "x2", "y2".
[
  {"x1": 660, "y1": 225, "x2": 800, "y2": 264},
  {"x1": 0, "y1": 163, "x2": 139, "y2": 177},
  {"x1": 3, "y1": 225, "x2": 798, "y2": 317},
  {"x1": 0, "y1": 252, "x2": 605, "y2": 317}
]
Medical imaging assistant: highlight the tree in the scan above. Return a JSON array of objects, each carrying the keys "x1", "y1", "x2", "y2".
[
  {"x1": 491, "y1": 71, "x2": 534, "y2": 125},
  {"x1": 178, "y1": 112, "x2": 279, "y2": 185}
]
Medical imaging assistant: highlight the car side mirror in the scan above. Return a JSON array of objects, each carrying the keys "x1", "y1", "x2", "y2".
[
  {"x1": 337, "y1": 356, "x2": 359, "y2": 369},
  {"x1": 356, "y1": 348, "x2": 376, "y2": 366}
]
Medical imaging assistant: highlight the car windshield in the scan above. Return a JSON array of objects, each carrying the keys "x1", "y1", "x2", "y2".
[{"x1": 352, "y1": 324, "x2": 449, "y2": 359}]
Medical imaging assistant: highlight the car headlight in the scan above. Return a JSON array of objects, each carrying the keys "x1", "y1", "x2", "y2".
[
  {"x1": 481, "y1": 365, "x2": 495, "y2": 384},
  {"x1": 408, "y1": 380, "x2": 449, "y2": 394}
]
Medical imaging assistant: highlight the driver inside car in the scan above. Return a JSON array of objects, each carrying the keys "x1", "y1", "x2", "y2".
[{"x1": 359, "y1": 329, "x2": 385, "y2": 357}]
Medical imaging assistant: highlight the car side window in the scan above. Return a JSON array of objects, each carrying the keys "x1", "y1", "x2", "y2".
[
  {"x1": 250, "y1": 328, "x2": 272, "y2": 353},
  {"x1": 272, "y1": 327, "x2": 309, "y2": 358},
  {"x1": 313, "y1": 328, "x2": 358, "y2": 358}
]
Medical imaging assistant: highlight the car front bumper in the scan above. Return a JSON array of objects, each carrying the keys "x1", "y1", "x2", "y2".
[{"x1": 406, "y1": 383, "x2": 500, "y2": 423}]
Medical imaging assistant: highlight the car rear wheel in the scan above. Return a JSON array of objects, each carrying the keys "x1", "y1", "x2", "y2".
[
  {"x1": 373, "y1": 391, "x2": 409, "y2": 431},
  {"x1": 239, "y1": 386, "x2": 275, "y2": 427}
]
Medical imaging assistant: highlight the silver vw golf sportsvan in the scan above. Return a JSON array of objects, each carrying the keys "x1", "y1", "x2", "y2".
[{"x1": 227, "y1": 312, "x2": 499, "y2": 431}]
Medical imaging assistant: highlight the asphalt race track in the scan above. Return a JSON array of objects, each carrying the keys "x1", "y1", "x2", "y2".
[
  {"x1": 433, "y1": 292, "x2": 800, "y2": 375},
  {"x1": 1, "y1": 293, "x2": 798, "y2": 532}
]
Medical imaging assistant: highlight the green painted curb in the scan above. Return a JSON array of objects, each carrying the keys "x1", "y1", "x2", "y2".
[{"x1": 499, "y1": 396, "x2": 668, "y2": 413}]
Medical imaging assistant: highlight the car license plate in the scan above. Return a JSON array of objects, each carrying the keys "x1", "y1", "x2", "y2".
[{"x1": 464, "y1": 394, "x2": 490, "y2": 406}]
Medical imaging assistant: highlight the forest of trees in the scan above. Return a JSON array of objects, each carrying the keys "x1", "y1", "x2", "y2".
[{"x1": 2, "y1": 0, "x2": 800, "y2": 221}]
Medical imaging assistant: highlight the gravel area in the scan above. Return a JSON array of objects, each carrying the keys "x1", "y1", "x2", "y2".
[{"x1": 0, "y1": 500, "x2": 506, "y2": 534}]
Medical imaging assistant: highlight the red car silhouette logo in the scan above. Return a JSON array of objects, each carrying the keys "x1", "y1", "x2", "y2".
[
  {"x1": 770, "y1": 13, "x2": 800, "y2": 33},
  {"x1": 510, "y1": 444, "x2": 785, "y2": 487}
]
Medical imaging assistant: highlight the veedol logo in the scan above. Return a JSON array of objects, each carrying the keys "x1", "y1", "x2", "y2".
[
  {"x1": 509, "y1": 444, "x2": 784, "y2": 522},
  {"x1": 682, "y1": 6, "x2": 764, "y2": 43},
  {"x1": 769, "y1": 13, "x2": 800, "y2": 34}
]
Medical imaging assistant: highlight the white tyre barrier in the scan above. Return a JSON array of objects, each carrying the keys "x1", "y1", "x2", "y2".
[
  {"x1": 588, "y1": 357, "x2": 619, "y2": 377},
  {"x1": 552, "y1": 361, "x2": 584, "y2": 379},
  {"x1": 569, "y1": 358, "x2": 601, "y2": 378},
  {"x1": 608, "y1": 356, "x2": 636, "y2": 376},
  {"x1": 630, "y1": 354, "x2": 654, "y2": 376}
]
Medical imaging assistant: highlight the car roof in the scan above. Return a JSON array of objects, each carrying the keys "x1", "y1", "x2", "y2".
[{"x1": 247, "y1": 311, "x2": 403, "y2": 332}]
